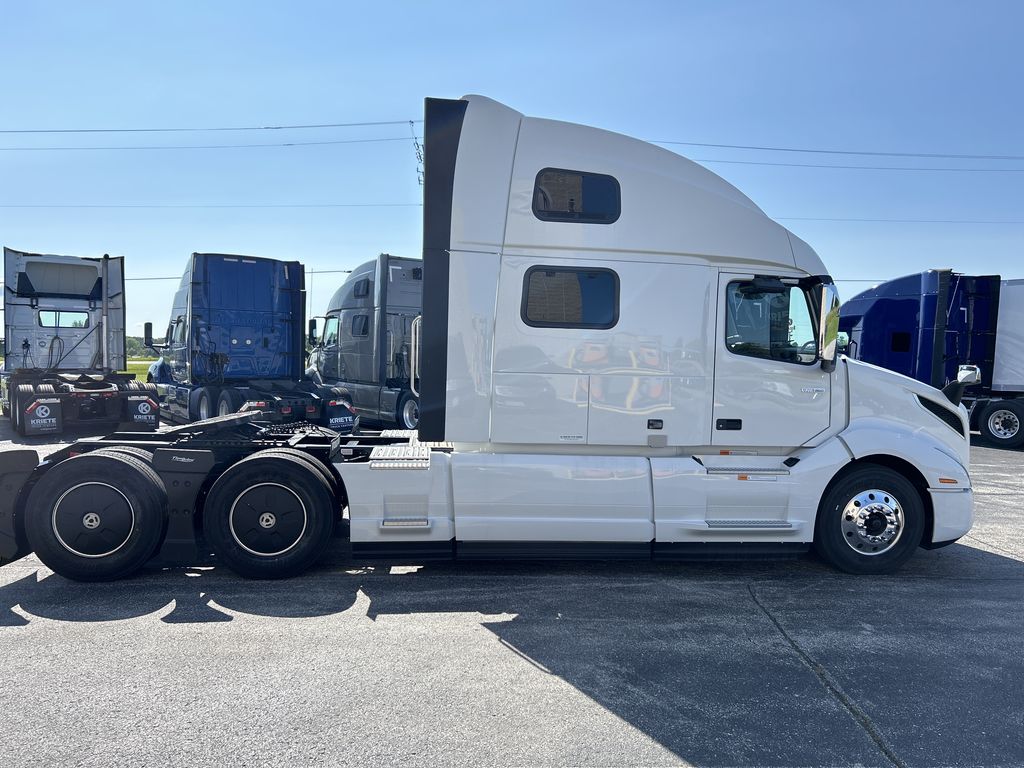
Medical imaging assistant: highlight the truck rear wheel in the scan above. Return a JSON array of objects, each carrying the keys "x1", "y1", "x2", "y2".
[
  {"x1": 24, "y1": 452, "x2": 168, "y2": 581},
  {"x1": 195, "y1": 387, "x2": 219, "y2": 421},
  {"x1": 979, "y1": 400, "x2": 1024, "y2": 449},
  {"x1": 397, "y1": 392, "x2": 419, "y2": 430},
  {"x1": 202, "y1": 451, "x2": 336, "y2": 579},
  {"x1": 217, "y1": 388, "x2": 245, "y2": 416},
  {"x1": 814, "y1": 464, "x2": 924, "y2": 575}
]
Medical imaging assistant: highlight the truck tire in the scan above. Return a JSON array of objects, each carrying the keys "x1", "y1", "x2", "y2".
[
  {"x1": 94, "y1": 445, "x2": 157, "y2": 466},
  {"x1": 13, "y1": 384, "x2": 35, "y2": 437},
  {"x1": 258, "y1": 448, "x2": 341, "y2": 500},
  {"x1": 195, "y1": 387, "x2": 219, "y2": 421},
  {"x1": 217, "y1": 388, "x2": 245, "y2": 416},
  {"x1": 397, "y1": 392, "x2": 419, "y2": 430},
  {"x1": 813, "y1": 464, "x2": 925, "y2": 575},
  {"x1": 24, "y1": 452, "x2": 168, "y2": 581},
  {"x1": 202, "y1": 451, "x2": 336, "y2": 579},
  {"x1": 979, "y1": 400, "x2": 1024, "y2": 449}
]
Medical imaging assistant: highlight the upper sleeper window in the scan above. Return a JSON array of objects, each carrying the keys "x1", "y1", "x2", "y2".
[
  {"x1": 532, "y1": 168, "x2": 620, "y2": 224},
  {"x1": 521, "y1": 267, "x2": 619, "y2": 329}
]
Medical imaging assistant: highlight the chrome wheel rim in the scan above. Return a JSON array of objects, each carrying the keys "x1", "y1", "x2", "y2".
[
  {"x1": 199, "y1": 397, "x2": 211, "y2": 420},
  {"x1": 218, "y1": 400, "x2": 231, "y2": 416},
  {"x1": 52, "y1": 482, "x2": 135, "y2": 558},
  {"x1": 228, "y1": 483, "x2": 308, "y2": 557},
  {"x1": 987, "y1": 409, "x2": 1020, "y2": 440},
  {"x1": 840, "y1": 489, "x2": 904, "y2": 556},
  {"x1": 402, "y1": 399, "x2": 419, "y2": 429}
]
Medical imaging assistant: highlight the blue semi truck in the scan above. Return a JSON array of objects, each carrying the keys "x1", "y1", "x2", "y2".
[
  {"x1": 840, "y1": 269, "x2": 1024, "y2": 447},
  {"x1": 144, "y1": 252, "x2": 355, "y2": 430}
]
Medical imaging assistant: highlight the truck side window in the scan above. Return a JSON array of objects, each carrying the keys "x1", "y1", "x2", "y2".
[
  {"x1": 521, "y1": 267, "x2": 618, "y2": 329},
  {"x1": 725, "y1": 281, "x2": 817, "y2": 365},
  {"x1": 352, "y1": 315, "x2": 369, "y2": 337},
  {"x1": 172, "y1": 316, "x2": 186, "y2": 344},
  {"x1": 353, "y1": 279, "x2": 371, "y2": 298},
  {"x1": 322, "y1": 316, "x2": 339, "y2": 346},
  {"x1": 532, "y1": 168, "x2": 620, "y2": 224}
]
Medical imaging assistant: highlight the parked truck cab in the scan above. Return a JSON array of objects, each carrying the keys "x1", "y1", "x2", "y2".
[
  {"x1": 307, "y1": 253, "x2": 422, "y2": 428},
  {"x1": 145, "y1": 253, "x2": 354, "y2": 430},
  {"x1": 0, "y1": 96, "x2": 974, "y2": 582},
  {"x1": 841, "y1": 269, "x2": 1024, "y2": 447},
  {"x1": 2, "y1": 248, "x2": 158, "y2": 436}
]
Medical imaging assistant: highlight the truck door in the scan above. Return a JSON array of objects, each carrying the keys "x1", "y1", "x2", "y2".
[
  {"x1": 319, "y1": 315, "x2": 341, "y2": 380},
  {"x1": 711, "y1": 273, "x2": 831, "y2": 447}
]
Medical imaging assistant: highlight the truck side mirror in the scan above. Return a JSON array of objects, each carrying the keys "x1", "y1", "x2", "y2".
[
  {"x1": 957, "y1": 365, "x2": 981, "y2": 385},
  {"x1": 308, "y1": 319, "x2": 318, "y2": 346},
  {"x1": 817, "y1": 283, "x2": 841, "y2": 372},
  {"x1": 144, "y1": 322, "x2": 154, "y2": 348}
]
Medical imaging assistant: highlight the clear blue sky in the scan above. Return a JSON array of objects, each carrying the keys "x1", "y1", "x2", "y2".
[{"x1": 2, "y1": 1, "x2": 1022, "y2": 334}]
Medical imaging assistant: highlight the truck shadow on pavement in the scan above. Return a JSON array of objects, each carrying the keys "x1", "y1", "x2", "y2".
[{"x1": 1, "y1": 543, "x2": 1022, "y2": 767}]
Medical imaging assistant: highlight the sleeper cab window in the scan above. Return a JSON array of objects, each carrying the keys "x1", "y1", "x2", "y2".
[
  {"x1": 532, "y1": 168, "x2": 620, "y2": 224},
  {"x1": 725, "y1": 280, "x2": 818, "y2": 365},
  {"x1": 521, "y1": 267, "x2": 619, "y2": 329}
]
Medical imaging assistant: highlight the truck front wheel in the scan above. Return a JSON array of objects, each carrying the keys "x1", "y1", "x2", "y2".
[
  {"x1": 814, "y1": 465, "x2": 925, "y2": 575},
  {"x1": 202, "y1": 451, "x2": 336, "y2": 579},
  {"x1": 979, "y1": 400, "x2": 1024, "y2": 449}
]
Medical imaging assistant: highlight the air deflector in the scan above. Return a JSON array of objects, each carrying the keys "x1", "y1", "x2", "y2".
[{"x1": 419, "y1": 97, "x2": 467, "y2": 441}]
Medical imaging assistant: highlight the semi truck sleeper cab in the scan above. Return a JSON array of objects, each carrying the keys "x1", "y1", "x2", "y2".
[{"x1": 0, "y1": 95, "x2": 973, "y2": 581}]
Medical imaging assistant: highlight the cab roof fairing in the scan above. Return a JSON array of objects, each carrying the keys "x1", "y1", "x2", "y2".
[{"x1": 447, "y1": 95, "x2": 829, "y2": 278}]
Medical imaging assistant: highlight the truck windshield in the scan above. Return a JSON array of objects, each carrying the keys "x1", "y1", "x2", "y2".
[{"x1": 725, "y1": 282, "x2": 817, "y2": 365}]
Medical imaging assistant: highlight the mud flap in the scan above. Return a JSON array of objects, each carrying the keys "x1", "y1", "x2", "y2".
[
  {"x1": 126, "y1": 394, "x2": 160, "y2": 430},
  {"x1": 23, "y1": 398, "x2": 62, "y2": 436},
  {"x1": 0, "y1": 450, "x2": 40, "y2": 565}
]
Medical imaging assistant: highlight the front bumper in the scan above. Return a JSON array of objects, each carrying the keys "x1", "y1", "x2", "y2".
[{"x1": 928, "y1": 487, "x2": 974, "y2": 545}]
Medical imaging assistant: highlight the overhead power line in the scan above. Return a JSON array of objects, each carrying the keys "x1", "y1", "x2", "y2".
[
  {"x1": 2, "y1": 203, "x2": 1021, "y2": 225},
  {"x1": 0, "y1": 203, "x2": 422, "y2": 209},
  {"x1": 776, "y1": 216, "x2": 1024, "y2": 224},
  {"x1": 653, "y1": 139, "x2": 1024, "y2": 162},
  {"x1": 0, "y1": 136, "x2": 419, "y2": 151},
  {"x1": 691, "y1": 158, "x2": 1024, "y2": 172},
  {"x1": 0, "y1": 120, "x2": 422, "y2": 135}
]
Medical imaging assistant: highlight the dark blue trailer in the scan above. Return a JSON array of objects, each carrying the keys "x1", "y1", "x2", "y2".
[
  {"x1": 144, "y1": 253, "x2": 355, "y2": 431},
  {"x1": 841, "y1": 269, "x2": 1024, "y2": 447}
]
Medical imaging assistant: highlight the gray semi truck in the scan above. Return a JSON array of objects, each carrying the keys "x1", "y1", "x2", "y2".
[
  {"x1": 1, "y1": 247, "x2": 158, "y2": 437},
  {"x1": 307, "y1": 253, "x2": 422, "y2": 428}
]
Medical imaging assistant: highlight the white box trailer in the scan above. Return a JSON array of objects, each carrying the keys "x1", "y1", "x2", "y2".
[{"x1": 0, "y1": 96, "x2": 973, "y2": 580}]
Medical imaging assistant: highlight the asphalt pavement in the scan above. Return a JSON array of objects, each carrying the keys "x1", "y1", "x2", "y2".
[{"x1": 0, "y1": 420, "x2": 1021, "y2": 767}]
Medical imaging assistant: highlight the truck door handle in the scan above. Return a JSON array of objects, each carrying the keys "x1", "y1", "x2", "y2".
[{"x1": 716, "y1": 418, "x2": 742, "y2": 431}]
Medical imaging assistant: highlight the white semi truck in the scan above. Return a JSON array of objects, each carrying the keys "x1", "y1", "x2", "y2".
[{"x1": 0, "y1": 96, "x2": 973, "y2": 580}]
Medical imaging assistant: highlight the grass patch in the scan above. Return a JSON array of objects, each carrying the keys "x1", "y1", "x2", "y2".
[{"x1": 122, "y1": 359, "x2": 157, "y2": 380}]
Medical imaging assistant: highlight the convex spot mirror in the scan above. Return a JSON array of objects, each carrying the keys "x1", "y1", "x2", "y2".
[{"x1": 817, "y1": 283, "x2": 841, "y2": 372}]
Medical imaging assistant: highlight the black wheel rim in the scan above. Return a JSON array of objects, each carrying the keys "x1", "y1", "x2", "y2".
[
  {"x1": 52, "y1": 482, "x2": 135, "y2": 558},
  {"x1": 228, "y1": 483, "x2": 308, "y2": 557}
]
